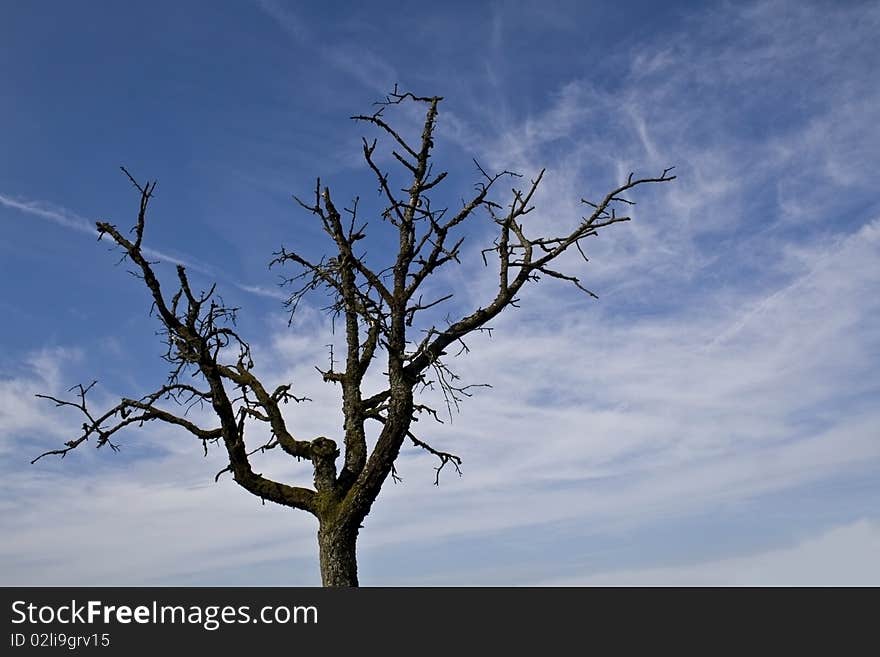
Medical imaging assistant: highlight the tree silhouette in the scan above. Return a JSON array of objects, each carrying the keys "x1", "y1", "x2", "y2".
[{"x1": 34, "y1": 89, "x2": 675, "y2": 586}]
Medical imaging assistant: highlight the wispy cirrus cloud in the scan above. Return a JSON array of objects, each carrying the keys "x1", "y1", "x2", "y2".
[
  {"x1": 551, "y1": 519, "x2": 880, "y2": 586},
  {"x1": 436, "y1": 0, "x2": 880, "y2": 306},
  {"x1": 0, "y1": 193, "x2": 95, "y2": 234},
  {"x1": 0, "y1": 347, "x2": 84, "y2": 457},
  {"x1": 0, "y1": 192, "x2": 286, "y2": 301},
  {"x1": 255, "y1": 0, "x2": 398, "y2": 94}
]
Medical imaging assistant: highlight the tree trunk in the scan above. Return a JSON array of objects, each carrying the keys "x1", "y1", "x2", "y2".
[{"x1": 318, "y1": 522, "x2": 359, "y2": 587}]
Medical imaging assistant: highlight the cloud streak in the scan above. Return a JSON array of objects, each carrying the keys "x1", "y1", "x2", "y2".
[
  {"x1": 255, "y1": 0, "x2": 398, "y2": 94},
  {"x1": 0, "y1": 191, "x2": 287, "y2": 301},
  {"x1": 0, "y1": 193, "x2": 95, "y2": 234},
  {"x1": 553, "y1": 519, "x2": 880, "y2": 586}
]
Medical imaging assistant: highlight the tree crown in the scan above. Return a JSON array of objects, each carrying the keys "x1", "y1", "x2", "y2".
[{"x1": 34, "y1": 88, "x2": 674, "y2": 540}]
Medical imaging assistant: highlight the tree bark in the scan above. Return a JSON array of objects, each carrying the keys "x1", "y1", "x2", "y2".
[{"x1": 318, "y1": 522, "x2": 359, "y2": 587}]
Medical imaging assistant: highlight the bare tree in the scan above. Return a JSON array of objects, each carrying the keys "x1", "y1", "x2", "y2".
[{"x1": 34, "y1": 90, "x2": 674, "y2": 586}]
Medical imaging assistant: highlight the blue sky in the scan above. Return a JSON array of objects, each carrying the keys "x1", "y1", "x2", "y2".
[{"x1": 2, "y1": 0, "x2": 879, "y2": 585}]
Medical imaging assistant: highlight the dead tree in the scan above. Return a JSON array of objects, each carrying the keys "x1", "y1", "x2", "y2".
[{"x1": 34, "y1": 89, "x2": 674, "y2": 586}]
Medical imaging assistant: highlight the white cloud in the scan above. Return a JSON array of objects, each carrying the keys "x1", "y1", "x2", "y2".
[
  {"x1": 0, "y1": 461, "x2": 320, "y2": 585},
  {"x1": 555, "y1": 519, "x2": 880, "y2": 586},
  {"x1": 256, "y1": 0, "x2": 399, "y2": 95},
  {"x1": 254, "y1": 0, "x2": 309, "y2": 44},
  {"x1": 0, "y1": 190, "x2": 291, "y2": 301},
  {"x1": 234, "y1": 283, "x2": 288, "y2": 301},
  {"x1": 0, "y1": 348, "x2": 84, "y2": 454},
  {"x1": 0, "y1": 194, "x2": 95, "y2": 234}
]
